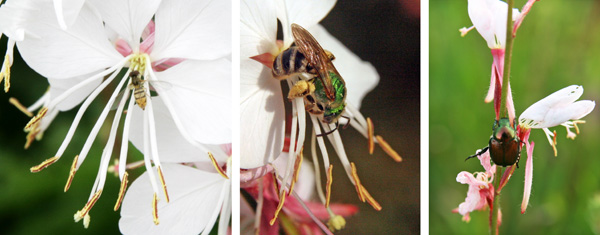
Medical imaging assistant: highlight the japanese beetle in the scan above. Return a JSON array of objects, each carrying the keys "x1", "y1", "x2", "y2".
[{"x1": 466, "y1": 118, "x2": 522, "y2": 167}]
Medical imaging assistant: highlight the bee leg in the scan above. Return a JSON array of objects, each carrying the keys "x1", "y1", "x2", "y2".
[
  {"x1": 341, "y1": 116, "x2": 351, "y2": 129},
  {"x1": 317, "y1": 122, "x2": 339, "y2": 137},
  {"x1": 465, "y1": 146, "x2": 489, "y2": 162},
  {"x1": 288, "y1": 80, "x2": 315, "y2": 99}
]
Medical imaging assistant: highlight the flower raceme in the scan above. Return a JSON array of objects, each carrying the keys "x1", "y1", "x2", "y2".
[{"x1": 11, "y1": 0, "x2": 231, "y2": 229}]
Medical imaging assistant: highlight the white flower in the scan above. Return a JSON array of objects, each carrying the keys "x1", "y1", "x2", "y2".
[
  {"x1": 519, "y1": 85, "x2": 595, "y2": 155},
  {"x1": 18, "y1": 0, "x2": 231, "y2": 227}
]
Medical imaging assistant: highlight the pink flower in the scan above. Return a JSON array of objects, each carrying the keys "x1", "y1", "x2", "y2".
[{"x1": 456, "y1": 150, "x2": 496, "y2": 222}]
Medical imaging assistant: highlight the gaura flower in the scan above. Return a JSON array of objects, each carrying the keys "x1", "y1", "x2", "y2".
[
  {"x1": 455, "y1": 150, "x2": 496, "y2": 222},
  {"x1": 17, "y1": 0, "x2": 231, "y2": 227},
  {"x1": 241, "y1": 1, "x2": 400, "y2": 225}
]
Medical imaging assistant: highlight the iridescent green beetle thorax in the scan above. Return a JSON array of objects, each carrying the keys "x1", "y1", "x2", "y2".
[{"x1": 313, "y1": 71, "x2": 346, "y2": 123}]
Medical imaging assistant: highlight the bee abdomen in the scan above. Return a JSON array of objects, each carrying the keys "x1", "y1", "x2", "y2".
[{"x1": 272, "y1": 46, "x2": 313, "y2": 79}]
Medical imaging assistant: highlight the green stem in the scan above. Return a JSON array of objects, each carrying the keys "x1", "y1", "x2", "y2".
[
  {"x1": 491, "y1": 166, "x2": 504, "y2": 235},
  {"x1": 500, "y1": 0, "x2": 515, "y2": 119}
]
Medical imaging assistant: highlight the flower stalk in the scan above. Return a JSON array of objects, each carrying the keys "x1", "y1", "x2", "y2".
[
  {"x1": 491, "y1": 166, "x2": 503, "y2": 235},
  {"x1": 500, "y1": 0, "x2": 514, "y2": 122}
]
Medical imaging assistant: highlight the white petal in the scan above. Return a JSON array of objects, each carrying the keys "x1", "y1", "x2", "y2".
[
  {"x1": 0, "y1": 0, "x2": 39, "y2": 41},
  {"x1": 119, "y1": 164, "x2": 228, "y2": 235},
  {"x1": 240, "y1": 0, "x2": 278, "y2": 58},
  {"x1": 240, "y1": 58, "x2": 285, "y2": 169},
  {"x1": 16, "y1": 3, "x2": 123, "y2": 79},
  {"x1": 53, "y1": 0, "x2": 86, "y2": 30},
  {"x1": 151, "y1": 0, "x2": 231, "y2": 61},
  {"x1": 309, "y1": 24, "x2": 379, "y2": 109},
  {"x1": 519, "y1": 85, "x2": 595, "y2": 128},
  {"x1": 128, "y1": 97, "x2": 228, "y2": 164},
  {"x1": 276, "y1": 0, "x2": 336, "y2": 47},
  {"x1": 467, "y1": 0, "x2": 518, "y2": 48},
  {"x1": 155, "y1": 59, "x2": 231, "y2": 144},
  {"x1": 48, "y1": 70, "x2": 103, "y2": 111},
  {"x1": 88, "y1": 0, "x2": 160, "y2": 47}
]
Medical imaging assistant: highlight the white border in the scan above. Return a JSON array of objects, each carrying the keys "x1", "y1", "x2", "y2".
[{"x1": 420, "y1": 0, "x2": 429, "y2": 234}]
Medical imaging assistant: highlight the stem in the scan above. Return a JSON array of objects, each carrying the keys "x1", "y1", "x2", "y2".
[
  {"x1": 491, "y1": 166, "x2": 504, "y2": 235},
  {"x1": 500, "y1": 0, "x2": 515, "y2": 119}
]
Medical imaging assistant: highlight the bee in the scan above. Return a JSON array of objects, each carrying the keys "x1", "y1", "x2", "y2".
[
  {"x1": 272, "y1": 24, "x2": 347, "y2": 136},
  {"x1": 129, "y1": 71, "x2": 147, "y2": 110},
  {"x1": 466, "y1": 118, "x2": 522, "y2": 167}
]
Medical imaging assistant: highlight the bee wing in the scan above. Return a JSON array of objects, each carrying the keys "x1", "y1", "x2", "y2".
[
  {"x1": 148, "y1": 80, "x2": 173, "y2": 93},
  {"x1": 111, "y1": 89, "x2": 127, "y2": 110},
  {"x1": 291, "y1": 23, "x2": 339, "y2": 101}
]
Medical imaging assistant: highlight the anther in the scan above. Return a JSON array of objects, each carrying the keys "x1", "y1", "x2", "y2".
[
  {"x1": 288, "y1": 150, "x2": 303, "y2": 196},
  {"x1": 552, "y1": 130, "x2": 558, "y2": 157},
  {"x1": 376, "y1": 135, "x2": 402, "y2": 162},
  {"x1": 1, "y1": 54, "x2": 11, "y2": 92},
  {"x1": 152, "y1": 193, "x2": 160, "y2": 225},
  {"x1": 64, "y1": 155, "x2": 79, "y2": 192},
  {"x1": 269, "y1": 191, "x2": 286, "y2": 226},
  {"x1": 24, "y1": 129, "x2": 40, "y2": 149},
  {"x1": 272, "y1": 172, "x2": 281, "y2": 200},
  {"x1": 350, "y1": 162, "x2": 365, "y2": 202},
  {"x1": 326, "y1": 164, "x2": 333, "y2": 208},
  {"x1": 74, "y1": 190, "x2": 102, "y2": 224},
  {"x1": 30, "y1": 156, "x2": 59, "y2": 173},
  {"x1": 9, "y1": 98, "x2": 33, "y2": 117},
  {"x1": 208, "y1": 152, "x2": 228, "y2": 179},
  {"x1": 360, "y1": 185, "x2": 382, "y2": 211},
  {"x1": 367, "y1": 118, "x2": 375, "y2": 154},
  {"x1": 157, "y1": 166, "x2": 170, "y2": 203},
  {"x1": 114, "y1": 172, "x2": 129, "y2": 211},
  {"x1": 24, "y1": 107, "x2": 48, "y2": 131}
]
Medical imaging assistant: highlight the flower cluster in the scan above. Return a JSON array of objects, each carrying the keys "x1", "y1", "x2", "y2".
[{"x1": 0, "y1": 0, "x2": 231, "y2": 233}]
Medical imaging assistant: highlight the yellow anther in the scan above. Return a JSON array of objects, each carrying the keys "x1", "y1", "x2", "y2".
[
  {"x1": 360, "y1": 184, "x2": 382, "y2": 211},
  {"x1": 367, "y1": 118, "x2": 375, "y2": 155},
  {"x1": 269, "y1": 190, "x2": 286, "y2": 226},
  {"x1": 64, "y1": 155, "x2": 79, "y2": 192},
  {"x1": 1, "y1": 54, "x2": 11, "y2": 92},
  {"x1": 152, "y1": 192, "x2": 160, "y2": 225},
  {"x1": 24, "y1": 107, "x2": 48, "y2": 131},
  {"x1": 272, "y1": 172, "x2": 281, "y2": 199},
  {"x1": 552, "y1": 130, "x2": 558, "y2": 157},
  {"x1": 30, "y1": 156, "x2": 59, "y2": 173},
  {"x1": 114, "y1": 172, "x2": 129, "y2": 211},
  {"x1": 350, "y1": 162, "x2": 365, "y2": 202},
  {"x1": 325, "y1": 164, "x2": 333, "y2": 208},
  {"x1": 9, "y1": 98, "x2": 33, "y2": 117},
  {"x1": 74, "y1": 190, "x2": 102, "y2": 223},
  {"x1": 327, "y1": 214, "x2": 346, "y2": 231},
  {"x1": 208, "y1": 152, "x2": 228, "y2": 179},
  {"x1": 157, "y1": 166, "x2": 170, "y2": 203},
  {"x1": 376, "y1": 135, "x2": 402, "y2": 162},
  {"x1": 288, "y1": 150, "x2": 303, "y2": 196},
  {"x1": 24, "y1": 129, "x2": 40, "y2": 149}
]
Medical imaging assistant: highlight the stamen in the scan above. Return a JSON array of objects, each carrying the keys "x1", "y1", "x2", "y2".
[
  {"x1": 114, "y1": 172, "x2": 129, "y2": 211},
  {"x1": 327, "y1": 214, "x2": 346, "y2": 231},
  {"x1": 326, "y1": 164, "x2": 333, "y2": 208},
  {"x1": 269, "y1": 190, "x2": 286, "y2": 226},
  {"x1": 74, "y1": 190, "x2": 102, "y2": 223},
  {"x1": 24, "y1": 107, "x2": 47, "y2": 131},
  {"x1": 152, "y1": 192, "x2": 160, "y2": 225},
  {"x1": 552, "y1": 130, "x2": 558, "y2": 157},
  {"x1": 360, "y1": 184, "x2": 382, "y2": 211},
  {"x1": 208, "y1": 152, "x2": 228, "y2": 179},
  {"x1": 376, "y1": 135, "x2": 402, "y2": 162},
  {"x1": 573, "y1": 120, "x2": 585, "y2": 134},
  {"x1": 459, "y1": 25, "x2": 475, "y2": 37},
  {"x1": 9, "y1": 97, "x2": 33, "y2": 117},
  {"x1": 367, "y1": 118, "x2": 375, "y2": 154},
  {"x1": 157, "y1": 166, "x2": 170, "y2": 203},
  {"x1": 30, "y1": 156, "x2": 59, "y2": 173},
  {"x1": 288, "y1": 149, "x2": 303, "y2": 196},
  {"x1": 1, "y1": 53, "x2": 11, "y2": 92},
  {"x1": 350, "y1": 162, "x2": 365, "y2": 202},
  {"x1": 24, "y1": 129, "x2": 40, "y2": 149},
  {"x1": 272, "y1": 171, "x2": 281, "y2": 201},
  {"x1": 64, "y1": 155, "x2": 79, "y2": 192}
]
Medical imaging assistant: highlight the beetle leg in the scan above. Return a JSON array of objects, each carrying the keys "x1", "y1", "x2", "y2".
[
  {"x1": 465, "y1": 146, "x2": 489, "y2": 162},
  {"x1": 317, "y1": 121, "x2": 339, "y2": 137},
  {"x1": 341, "y1": 116, "x2": 351, "y2": 129}
]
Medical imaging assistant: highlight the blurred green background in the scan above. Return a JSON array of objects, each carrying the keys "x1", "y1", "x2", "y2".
[{"x1": 431, "y1": 0, "x2": 600, "y2": 234}]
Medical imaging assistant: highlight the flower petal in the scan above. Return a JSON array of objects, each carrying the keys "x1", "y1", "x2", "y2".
[
  {"x1": 151, "y1": 0, "x2": 231, "y2": 61},
  {"x1": 16, "y1": 3, "x2": 123, "y2": 79},
  {"x1": 154, "y1": 59, "x2": 231, "y2": 145},
  {"x1": 309, "y1": 24, "x2": 379, "y2": 109},
  {"x1": 468, "y1": 0, "x2": 518, "y2": 48},
  {"x1": 128, "y1": 97, "x2": 228, "y2": 164},
  {"x1": 276, "y1": 0, "x2": 336, "y2": 47},
  {"x1": 240, "y1": 0, "x2": 278, "y2": 58},
  {"x1": 240, "y1": 58, "x2": 285, "y2": 169},
  {"x1": 521, "y1": 141, "x2": 534, "y2": 213},
  {"x1": 53, "y1": 0, "x2": 86, "y2": 30},
  {"x1": 88, "y1": 0, "x2": 160, "y2": 48},
  {"x1": 0, "y1": 0, "x2": 39, "y2": 41},
  {"x1": 519, "y1": 85, "x2": 595, "y2": 128},
  {"x1": 48, "y1": 70, "x2": 103, "y2": 111},
  {"x1": 119, "y1": 164, "x2": 228, "y2": 235}
]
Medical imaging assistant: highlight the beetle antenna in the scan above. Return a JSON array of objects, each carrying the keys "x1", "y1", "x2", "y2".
[{"x1": 465, "y1": 146, "x2": 489, "y2": 162}]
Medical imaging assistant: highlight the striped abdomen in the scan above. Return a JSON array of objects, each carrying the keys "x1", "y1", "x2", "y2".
[{"x1": 272, "y1": 46, "x2": 316, "y2": 79}]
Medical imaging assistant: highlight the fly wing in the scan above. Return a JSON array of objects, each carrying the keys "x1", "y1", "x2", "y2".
[{"x1": 291, "y1": 24, "x2": 338, "y2": 101}]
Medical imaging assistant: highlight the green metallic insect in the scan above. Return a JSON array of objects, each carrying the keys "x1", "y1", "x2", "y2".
[
  {"x1": 466, "y1": 118, "x2": 522, "y2": 167},
  {"x1": 272, "y1": 24, "x2": 347, "y2": 136}
]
